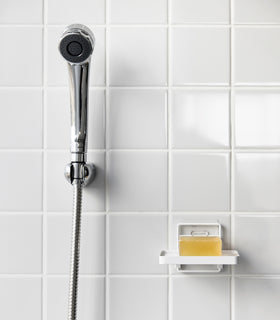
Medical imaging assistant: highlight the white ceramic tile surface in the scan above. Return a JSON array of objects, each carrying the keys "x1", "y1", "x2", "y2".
[
  {"x1": 108, "y1": 151, "x2": 167, "y2": 211},
  {"x1": 172, "y1": 27, "x2": 230, "y2": 85},
  {"x1": 171, "y1": 89, "x2": 229, "y2": 148},
  {"x1": 0, "y1": 0, "x2": 42, "y2": 23},
  {"x1": 172, "y1": 0, "x2": 229, "y2": 23},
  {"x1": 47, "y1": 26, "x2": 105, "y2": 86},
  {"x1": 234, "y1": 0, "x2": 280, "y2": 23},
  {"x1": 47, "y1": 0, "x2": 105, "y2": 24},
  {"x1": 109, "y1": 214, "x2": 167, "y2": 274},
  {"x1": 172, "y1": 277, "x2": 230, "y2": 320},
  {"x1": 108, "y1": 89, "x2": 167, "y2": 149},
  {"x1": 172, "y1": 152, "x2": 230, "y2": 211},
  {"x1": 47, "y1": 88, "x2": 105, "y2": 149},
  {"x1": 0, "y1": 278, "x2": 41, "y2": 320},
  {"x1": 234, "y1": 153, "x2": 280, "y2": 211},
  {"x1": 47, "y1": 214, "x2": 105, "y2": 274},
  {"x1": 234, "y1": 27, "x2": 280, "y2": 84},
  {"x1": 0, "y1": 214, "x2": 42, "y2": 273},
  {"x1": 235, "y1": 90, "x2": 280, "y2": 147},
  {"x1": 0, "y1": 89, "x2": 42, "y2": 148},
  {"x1": 234, "y1": 215, "x2": 280, "y2": 274},
  {"x1": 46, "y1": 151, "x2": 105, "y2": 211},
  {"x1": 109, "y1": 27, "x2": 167, "y2": 85},
  {"x1": 235, "y1": 277, "x2": 280, "y2": 320},
  {"x1": 109, "y1": 0, "x2": 167, "y2": 23},
  {"x1": 0, "y1": 152, "x2": 42, "y2": 211},
  {"x1": 47, "y1": 277, "x2": 105, "y2": 320},
  {"x1": 109, "y1": 278, "x2": 167, "y2": 320},
  {"x1": 0, "y1": 27, "x2": 42, "y2": 86}
]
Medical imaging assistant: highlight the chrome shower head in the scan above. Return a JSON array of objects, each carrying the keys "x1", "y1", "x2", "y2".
[
  {"x1": 59, "y1": 24, "x2": 95, "y2": 64},
  {"x1": 59, "y1": 24, "x2": 96, "y2": 185}
]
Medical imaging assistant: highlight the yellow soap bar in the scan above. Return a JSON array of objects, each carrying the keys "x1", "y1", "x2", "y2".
[{"x1": 179, "y1": 236, "x2": 222, "y2": 256}]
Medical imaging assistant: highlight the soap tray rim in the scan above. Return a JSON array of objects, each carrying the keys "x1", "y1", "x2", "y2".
[{"x1": 159, "y1": 250, "x2": 239, "y2": 265}]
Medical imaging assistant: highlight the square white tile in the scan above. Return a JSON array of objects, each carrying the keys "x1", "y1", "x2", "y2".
[
  {"x1": 108, "y1": 89, "x2": 167, "y2": 149},
  {"x1": 47, "y1": 88, "x2": 105, "y2": 149},
  {"x1": 234, "y1": 215, "x2": 280, "y2": 274},
  {"x1": 109, "y1": 278, "x2": 167, "y2": 320},
  {"x1": 0, "y1": 152, "x2": 42, "y2": 211},
  {"x1": 47, "y1": 214, "x2": 105, "y2": 274},
  {"x1": 0, "y1": 27, "x2": 42, "y2": 86},
  {"x1": 172, "y1": 277, "x2": 230, "y2": 320},
  {"x1": 234, "y1": 0, "x2": 280, "y2": 23},
  {"x1": 109, "y1": 0, "x2": 167, "y2": 23},
  {"x1": 46, "y1": 151, "x2": 105, "y2": 212},
  {"x1": 234, "y1": 27, "x2": 280, "y2": 84},
  {"x1": 171, "y1": 89, "x2": 230, "y2": 148},
  {"x1": 108, "y1": 151, "x2": 168, "y2": 211},
  {"x1": 0, "y1": 214, "x2": 42, "y2": 273},
  {"x1": 47, "y1": 26, "x2": 105, "y2": 86},
  {"x1": 234, "y1": 153, "x2": 280, "y2": 211},
  {"x1": 234, "y1": 90, "x2": 280, "y2": 147},
  {"x1": 172, "y1": 152, "x2": 230, "y2": 211},
  {"x1": 47, "y1": 0, "x2": 105, "y2": 24},
  {"x1": 109, "y1": 27, "x2": 167, "y2": 85},
  {"x1": 0, "y1": 278, "x2": 41, "y2": 320},
  {"x1": 0, "y1": 89, "x2": 42, "y2": 148},
  {"x1": 235, "y1": 277, "x2": 280, "y2": 320},
  {"x1": 109, "y1": 214, "x2": 167, "y2": 274},
  {"x1": 172, "y1": 27, "x2": 229, "y2": 85},
  {"x1": 172, "y1": 0, "x2": 229, "y2": 23},
  {"x1": 0, "y1": 0, "x2": 42, "y2": 23},
  {"x1": 47, "y1": 277, "x2": 105, "y2": 320}
]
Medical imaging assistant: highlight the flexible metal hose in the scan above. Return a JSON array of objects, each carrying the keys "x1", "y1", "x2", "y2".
[{"x1": 68, "y1": 180, "x2": 83, "y2": 320}]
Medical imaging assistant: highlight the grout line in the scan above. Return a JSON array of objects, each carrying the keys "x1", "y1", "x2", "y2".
[
  {"x1": 167, "y1": 2, "x2": 172, "y2": 320},
  {"x1": 105, "y1": 1, "x2": 110, "y2": 320},
  {"x1": 42, "y1": 0, "x2": 47, "y2": 319},
  {"x1": 4, "y1": 84, "x2": 280, "y2": 89},
  {"x1": 7, "y1": 147, "x2": 280, "y2": 152},
  {"x1": 229, "y1": 1, "x2": 235, "y2": 320},
  {"x1": 3, "y1": 23, "x2": 280, "y2": 27}
]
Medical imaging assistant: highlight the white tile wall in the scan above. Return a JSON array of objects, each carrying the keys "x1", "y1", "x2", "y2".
[
  {"x1": 1, "y1": 0, "x2": 280, "y2": 319},
  {"x1": 109, "y1": 277, "x2": 168, "y2": 320},
  {"x1": 172, "y1": 277, "x2": 230, "y2": 320},
  {"x1": 0, "y1": 278, "x2": 42, "y2": 320},
  {"x1": 172, "y1": 152, "x2": 230, "y2": 211},
  {"x1": 109, "y1": 27, "x2": 167, "y2": 85},
  {"x1": 47, "y1": 213, "x2": 105, "y2": 274},
  {"x1": 108, "y1": 89, "x2": 167, "y2": 148},
  {"x1": 47, "y1": 277, "x2": 105, "y2": 320},
  {"x1": 235, "y1": 277, "x2": 280, "y2": 320},
  {"x1": 171, "y1": 89, "x2": 230, "y2": 148},
  {"x1": 172, "y1": 27, "x2": 230, "y2": 84},
  {"x1": 109, "y1": 214, "x2": 168, "y2": 274}
]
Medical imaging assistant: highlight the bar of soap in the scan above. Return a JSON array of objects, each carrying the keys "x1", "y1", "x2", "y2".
[{"x1": 179, "y1": 236, "x2": 222, "y2": 256}]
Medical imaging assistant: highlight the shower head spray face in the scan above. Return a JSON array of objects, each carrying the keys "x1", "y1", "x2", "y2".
[
  {"x1": 59, "y1": 24, "x2": 96, "y2": 186},
  {"x1": 59, "y1": 24, "x2": 95, "y2": 64}
]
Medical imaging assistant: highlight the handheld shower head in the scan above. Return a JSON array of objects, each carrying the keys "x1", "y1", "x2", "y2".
[
  {"x1": 59, "y1": 24, "x2": 95, "y2": 185},
  {"x1": 59, "y1": 24, "x2": 95, "y2": 64}
]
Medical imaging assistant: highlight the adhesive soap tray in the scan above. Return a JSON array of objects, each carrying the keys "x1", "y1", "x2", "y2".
[{"x1": 159, "y1": 223, "x2": 239, "y2": 273}]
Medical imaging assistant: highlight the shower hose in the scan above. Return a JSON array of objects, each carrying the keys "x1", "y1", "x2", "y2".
[{"x1": 68, "y1": 180, "x2": 83, "y2": 320}]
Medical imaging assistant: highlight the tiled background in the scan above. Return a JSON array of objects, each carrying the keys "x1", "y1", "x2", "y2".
[{"x1": 1, "y1": 0, "x2": 280, "y2": 319}]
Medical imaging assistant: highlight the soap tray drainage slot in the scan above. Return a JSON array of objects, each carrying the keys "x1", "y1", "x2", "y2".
[{"x1": 159, "y1": 223, "x2": 239, "y2": 274}]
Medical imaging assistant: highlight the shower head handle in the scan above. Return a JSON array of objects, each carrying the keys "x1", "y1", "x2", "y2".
[{"x1": 59, "y1": 24, "x2": 95, "y2": 163}]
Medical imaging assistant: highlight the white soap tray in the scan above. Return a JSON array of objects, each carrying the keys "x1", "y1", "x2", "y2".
[{"x1": 159, "y1": 223, "x2": 240, "y2": 273}]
